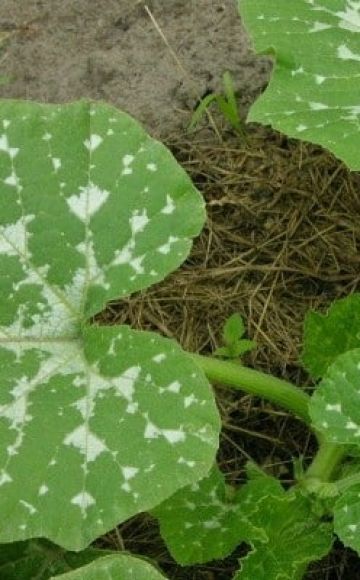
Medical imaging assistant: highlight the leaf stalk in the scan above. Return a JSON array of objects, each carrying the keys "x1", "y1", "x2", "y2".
[
  {"x1": 191, "y1": 353, "x2": 311, "y2": 425},
  {"x1": 192, "y1": 353, "x2": 349, "y2": 483}
]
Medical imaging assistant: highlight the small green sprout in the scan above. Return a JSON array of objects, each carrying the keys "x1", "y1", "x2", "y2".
[
  {"x1": 214, "y1": 313, "x2": 256, "y2": 360},
  {"x1": 189, "y1": 71, "x2": 246, "y2": 136}
]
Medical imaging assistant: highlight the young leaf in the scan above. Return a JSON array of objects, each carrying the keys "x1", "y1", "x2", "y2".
[
  {"x1": 152, "y1": 465, "x2": 283, "y2": 565},
  {"x1": 213, "y1": 341, "x2": 256, "y2": 360},
  {"x1": 0, "y1": 540, "x2": 112, "y2": 579},
  {"x1": 223, "y1": 313, "x2": 245, "y2": 346},
  {"x1": 52, "y1": 553, "x2": 168, "y2": 579},
  {"x1": 0, "y1": 100, "x2": 220, "y2": 550},
  {"x1": 217, "y1": 72, "x2": 245, "y2": 136},
  {"x1": 239, "y1": 0, "x2": 360, "y2": 171},
  {"x1": 189, "y1": 94, "x2": 219, "y2": 131},
  {"x1": 234, "y1": 491, "x2": 333, "y2": 579},
  {"x1": 309, "y1": 348, "x2": 360, "y2": 445},
  {"x1": 302, "y1": 294, "x2": 360, "y2": 379},
  {"x1": 334, "y1": 484, "x2": 360, "y2": 555},
  {"x1": 215, "y1": 313, "x2": 256, "y2": 359}
]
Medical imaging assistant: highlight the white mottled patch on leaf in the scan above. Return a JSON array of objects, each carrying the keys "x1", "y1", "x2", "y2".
[
  {"x1": 52, "y1": 157, "x2": 61, "y2": 172},
  {"x1": 64, "y1": 425, "x2": 109, "y2": 462},
  {"x1": 129, "y1": 209, "x2": 149, "y2": 235},
  {"x1": 161, "y1": 194, "x2": 176, "y2": 214},
  {"x1": 184, "y1": 394, "x2": 198, "y2": 408},
  {"x1": 112, "y1": 366, "x2": 141, "y2": 402},
  {"x1": 0, "y1": 472, "x2": 12, "y2": 486},
  {"x1": 84, "y1": 134, "x2": 103, "y2": 152},
  {"x1": 325, "y1": 403, "x2": 342, "y2": 412},
  {"x1": 146, "y1": 163, "x2": 157, "y2": 172},
  {"x1": 336, "y1": 1, "x2": 360, "y2": 32},
  {"x1": 158, "y1": 236, "x2": 179, "y2": 255},
  {"x1": 203, "y1": 519, "x2": 221, "y2": 529},
  {"x1": 38, "y1": 484, "x2": 49, "y2": 496},
  {"x1": 19, "y1": 500, "x2": 37, "y2": 515},
  {"x1": 122, "y1": 154, "x2": 135, "y2": 175},
  {"x1": 71, "y1": 491, "x2": 96, "y2": 515},
  {"x1": 309, "y1": 21, "x2": 331, "y2": 32},
  {"x1": 121, "y1": 466, "x2": 139, "y2": 480},
  {"x1": 309, "y1": 101, "x2": 328, "y2": 110},
  {"x1": 66, "y1": 183, "x2": 110, "y2": 222},
  {"x1": 0, "y1": 216, "x2": 34, "y2": 256},
  {"x1": 162, "y1": 428, "x2": 186, "y2": 443},
  {"x1": 337, "y1": 43, "x2": 360, "y2": 61},
  {"x1": 152, "y1": 353, "x2": 166, "y2": 363},
  {"x1": 0, "y1": 134, "x2": 10, "y2": 153},
  {"x1": 159, "y1": 380, "x2": 181, "y2": 394}
]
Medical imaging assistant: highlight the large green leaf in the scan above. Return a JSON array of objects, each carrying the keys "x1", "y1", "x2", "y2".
[
  {"x1": 0, "y1": 540, "x2": 168, "y2": 580},
  {"x1": 0, "y1": 540, "x2": 112, "y2": 579},
  {"x1": 0, "y1": 100, "x2": 220, "y2": 550},
  {"x1": 234, "y1": 491, "x2": 333, "y2": 579},
  {"x1": 334, "y1": 484, "x2": 360, "y2": 555},
  {"x1": 52, "y1": 554, "x2": 168, "y2": 580},
  {"x1": 302, "y1": 294, "x2": 360, "y2": 379},
  {"x1": 309, "y1": 348, "x2": 360, "y2": 444},
  {"x1": 239, "y1": 0, "x2": 360, "y2": 171},
  {"x1": 153, "y1": 465, "x2": 282, "y2": 564}
]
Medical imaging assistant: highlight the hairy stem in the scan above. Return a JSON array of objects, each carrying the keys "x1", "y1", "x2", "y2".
[{"x1": 191, "y1": 353, "x2": 311, "y2": 424}]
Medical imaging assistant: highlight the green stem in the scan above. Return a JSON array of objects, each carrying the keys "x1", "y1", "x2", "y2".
[
  {"x1": 190, "y1": 353, "x2": 311, "y2": 425},
  {"x1": 305, "y1": 441, "x2": 347, "y2": 483},
  {"x1": 191, "y1": 353, "x2": 348, "y2": 483}
]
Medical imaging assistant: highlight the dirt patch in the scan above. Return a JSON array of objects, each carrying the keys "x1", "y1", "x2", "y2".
[{"x1": 0, "y1": 0, "x2": 270, "y2": 136}]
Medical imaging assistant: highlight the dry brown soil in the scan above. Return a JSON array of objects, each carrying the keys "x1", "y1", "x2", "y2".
[{"x1": 0, "y1": 0, "x2": 270, "y2": 136}]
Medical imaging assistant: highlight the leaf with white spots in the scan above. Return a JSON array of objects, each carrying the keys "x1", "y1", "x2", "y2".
[
  {"x1": 152, "y1": 465, "x2": 283, "y2": 564},
  {"x1": 0, "y1": 100, "x2": 220, "y2": 550},
  {"x1": 309, "y1": 348, "x2": 360, "y2": 445},
  {"x1": 239, "y1": 0, "x2": 360, "y2": 170},
  {"x1": 52, "y1": 553, "x2": 168, "y2": 580},
  {"x1": 334, "y1": 484, "x2": 360, "y2": 555},
  {"x1": 234, "y1": 491, "x2": 333, "y2": 579},
  {"x1": 302, "y1": 294, "x2": 360, "y2": 379}
]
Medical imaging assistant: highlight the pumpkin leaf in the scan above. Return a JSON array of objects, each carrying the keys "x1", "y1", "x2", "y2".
[
  {"x1": 52, "y1": 553, "x2": 168, "y2": 580},
  {"x1": 0, "y1": 100, "x2": 220, "y2": 550},
  {"x1": 152, "y1": 465, "x2": 282, "y2": 565},
  {"x1": 234, "y1": 491, "x2": 333, "y2": 579},
  {"x1": 334, "y1": 484, "x2": 360, "y2": 555},
  {"x1": 0, "y1": 540, "x2": 112, "y2": 579},
  {"x1": 239, "y1": 0, "x2": 360, "y2": 171},
  {"x1": 302, "y1": 294, "x2": 360, "y2": 379},
  {"x1": 309, "y1": 348, "x2": 360, "y2": 445}
]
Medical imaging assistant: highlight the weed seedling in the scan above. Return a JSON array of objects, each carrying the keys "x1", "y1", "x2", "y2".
[{"x1": 189, "y1": 71, "x2": 246, "y2": 137}]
